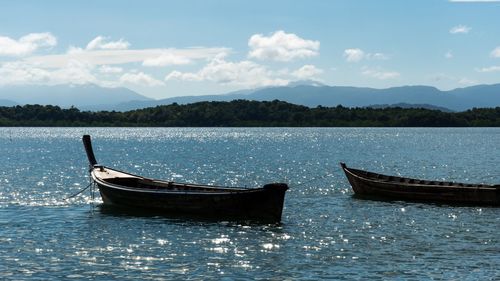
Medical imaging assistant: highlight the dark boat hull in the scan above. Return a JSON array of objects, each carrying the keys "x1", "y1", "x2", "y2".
[
  {"x1": 82, "y1": 135, "x2": 289, "y2": 222},
  {"x1": 341, "y1": 163, "x2": 499, "y2": 206},
  {"x1": 95, "y1": 180, "x2": 288, "y2": 222}
]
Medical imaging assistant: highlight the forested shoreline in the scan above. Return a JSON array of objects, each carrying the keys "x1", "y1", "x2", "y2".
[{"x1": 1, "y1": 100, "x2": 499, "y2": 127}]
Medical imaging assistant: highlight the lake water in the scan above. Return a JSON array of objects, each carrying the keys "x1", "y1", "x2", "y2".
[{"x1": 0, "y1": 128, "x2": 499, "y2": 280}]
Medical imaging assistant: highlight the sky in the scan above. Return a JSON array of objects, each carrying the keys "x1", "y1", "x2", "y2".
[{"x1": 1, "y1": 0, "x2": 500, "y2": 99}]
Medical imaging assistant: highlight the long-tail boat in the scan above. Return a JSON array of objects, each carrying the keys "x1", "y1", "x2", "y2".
[
  {"x1": 82, "y1": 135, "x2": 289, "y2": 222},
  {"x1": 340, "y1": 162, "x2": 499, "y2": 206}
]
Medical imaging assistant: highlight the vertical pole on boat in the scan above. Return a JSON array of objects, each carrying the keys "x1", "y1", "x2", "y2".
[
  {"x1": 82, "y1": 135, "x2": 98, "y2": 210},
  {"x1": 82, "y1": 135, "x2": 98, "y2": 167}
]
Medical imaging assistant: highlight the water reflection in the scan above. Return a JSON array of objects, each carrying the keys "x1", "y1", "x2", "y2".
[{"x1": 0, "y1": 128, "x2": 499, "y2": 280}]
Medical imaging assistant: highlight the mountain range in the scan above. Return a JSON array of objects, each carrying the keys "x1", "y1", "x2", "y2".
[
  {"x1": 1, "y1": 81, "x2": 500, "y2": 112},
  {"x1": 0, "y1": 84, "x2": 151, "y2": 108}
]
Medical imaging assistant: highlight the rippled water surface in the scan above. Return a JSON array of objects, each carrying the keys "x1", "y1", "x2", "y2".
[{"x1": 0, "y1": 128, "x2": 499, "y2": 280}]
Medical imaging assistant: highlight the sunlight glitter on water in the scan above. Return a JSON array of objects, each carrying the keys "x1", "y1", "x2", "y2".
[{"x1": 0, "y1": 128, "x2": 499, "y2": 280}]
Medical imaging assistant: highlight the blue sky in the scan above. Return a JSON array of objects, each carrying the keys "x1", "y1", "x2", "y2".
[{"x1": 1, "y1": 0, "x2": 500, "y2": 99}]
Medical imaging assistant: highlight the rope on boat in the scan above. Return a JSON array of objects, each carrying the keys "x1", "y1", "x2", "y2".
[
  {"x1": 64, "y1": 175, "x2": 97, "y2": 211},
  {"x1": 65, "y1": 170, "x2": 97, "y2": 202},
  {"x1": 64, "y1": 181, "x2": 94, "y2": 200}
]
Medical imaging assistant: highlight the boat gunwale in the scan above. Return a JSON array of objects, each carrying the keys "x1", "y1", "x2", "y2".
[
  {"x1": 91, "y1": 166, "x2": 268, "y2": 195},
  {"x1": 341, "y1": 163, "x2": 496, "y2": 191}
]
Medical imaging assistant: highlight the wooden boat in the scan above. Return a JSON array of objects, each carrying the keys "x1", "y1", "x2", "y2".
[
  {"x1": 82, "y1": 135, "x2": 289, "y2": 222},
  {"x1": 340, "y1": 163, "x2": 499, "y2": 206}
]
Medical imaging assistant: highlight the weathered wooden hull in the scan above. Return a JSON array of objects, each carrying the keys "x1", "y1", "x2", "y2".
[
  {"x1": 340, "y1": 163, "x2": 499, "y2": 206},
  {"x1": 94, "y1": 176, "x2": 288, "y2": 222},
  {"x1": 83, "y1": 135, "x2": 288, "y2": 222}
]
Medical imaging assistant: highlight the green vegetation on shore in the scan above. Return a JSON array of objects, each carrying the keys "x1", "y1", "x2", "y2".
[{"x1": 1, "y1": 100, "x2": 499, "y2": 127}]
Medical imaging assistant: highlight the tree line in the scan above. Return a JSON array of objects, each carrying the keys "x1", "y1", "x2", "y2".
[{"x1": 0, "y1": 100, "x2": 499, "y2": 127}]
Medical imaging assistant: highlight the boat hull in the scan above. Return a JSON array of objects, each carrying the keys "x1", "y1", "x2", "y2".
[
  {"x1": 82, "y1": 135, "x2": 289, "y2": 222},
  {"x1": 95, "y1": 179, "x2": 288, "y2": 222},
  {"x1": 341, "y1": 163, "x2": 499, "y2": 206}
]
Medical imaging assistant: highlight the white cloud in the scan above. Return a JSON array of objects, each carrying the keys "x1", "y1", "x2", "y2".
[
  {"x1": 0, "y1": 60, "x2": 97, "y2": 86},
  {"x1": 490, "y1": 46, "x2": 500, "y2": 58},
  {"x1": 0, "y1": 33, "x2": 229, "y2": 89},
  {"x1": 362, "y1": 67, "x2": 400, "y2": 80},
  {"x1": 0, "y1": 61, "x2": 49, "y2": 85},
  {"x1": 0, "y1": 32, "x2": 56, "y2": 56},
  {"x1": 0, "y1": 33, "x2": 234, "y2": 90},
  {"x1": 49, "y1": 60, "x2": 98, "y2": 85},
  {"x1": 23, "y1": 47, "x2": 229, "y2": 68},
  {"x1": 99, "y1": 65, "x2": 123, "y2": 74},
  {"x1": 86, "y1": 36, "x2": 130, "y2": 50},
  {"x1": 458, "y1": 78, "x2": 476, "y2": 85},
  {"x1": 0, "y1": 59, "x2": 165, "y2": 88},
  {"x1": 450, "y1": 25, "x2": 471, "y2": 34},
  {"x1": 120, "y1": 72, "x2": 164, "y2": 87},
  {"x1": 344, "y1": 48, "x2": 365, "y2": 62},
  {"x1": 166, "y1": 56, "x2": 288, "y2": 87},
  {"x1": 343, "y1": 48, "x2": 388, "y2": 62},
  {"x1": 291, "y1": 65, "x2": 323, "y2": 79},
  {"x1": 142, "y1": 52, "x2": 192, "y2": 66},
  {"x1": 429, "y1": 73, "x2": 477, "y2": 87},
  {"x1": 368, "y1": 53, "x2": 388, "y2": 60},
  {"x1": 67, "y1": 46, "x2": 85, "y2": 54},
  {"x1": 248, "y1": 30, "x2": 319, "y2": 61},
  {"x1": 445, "y1": 51, "x2": 453, "y2": 59},
  {"x1": 475, "y1": 65, "x2": 500, "y2": 72},
  {"x1": 165, "y1": 70, "x2": 201, "y2": 82}
]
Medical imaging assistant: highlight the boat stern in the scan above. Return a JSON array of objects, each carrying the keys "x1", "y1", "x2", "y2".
[{"x1": 263, "y1": 182, "x2": 289, "y2": 192}]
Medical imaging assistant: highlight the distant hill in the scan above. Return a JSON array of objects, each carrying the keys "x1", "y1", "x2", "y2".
[
  {"x1": 0, "y1": 99, "x2": 17, "y2": 107},
  {"x1": 366, "y1": 103, "x2": 453, "y2": 112},
  {"x1": 106, "y1": 83, "x2": 500, "y2": 112},
  {"x1": 0, "y1": 84, "x2": 151, "y2": 108},
  {"x1": 2, "y1": 82, "x2": 500, "y2": 112},
  {"x1": 241, "y1": 85, "x2": 457, "y2": 109},
  {"x1": 286, "y1": 79, "x2": 326, "y2": 87}
]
